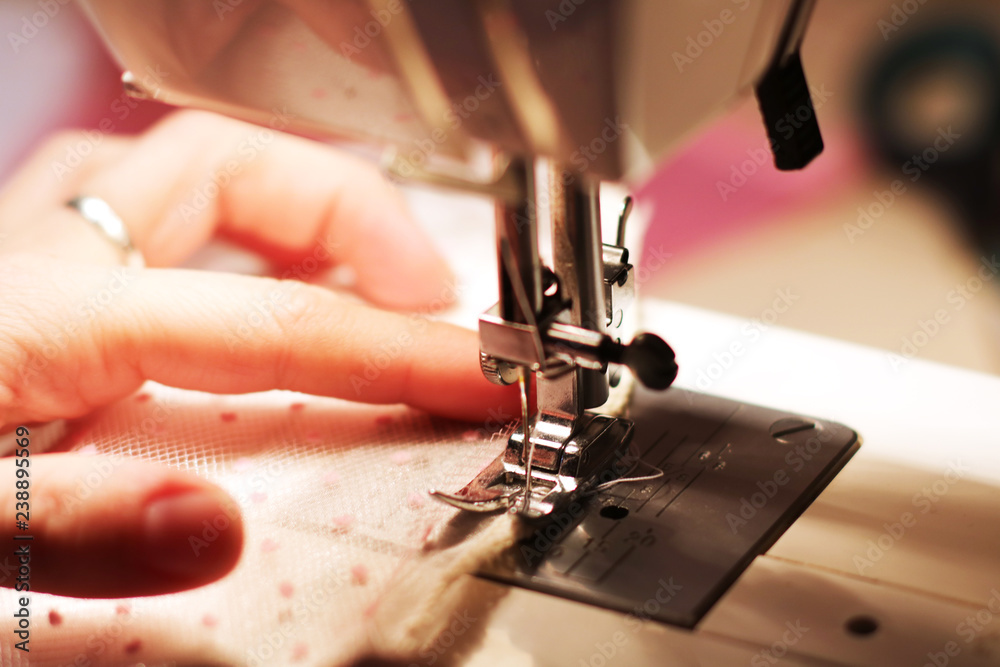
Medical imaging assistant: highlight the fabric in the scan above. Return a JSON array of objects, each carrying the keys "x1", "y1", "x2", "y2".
[{"x1": 1, "y1": 384, "x2": 523, "y2": 666}]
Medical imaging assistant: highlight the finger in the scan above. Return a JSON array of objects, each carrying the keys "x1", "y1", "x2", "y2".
[
  {"x1": 76, "y1": 110, "x2": 453, "y2": 309},
  {"x1": 0, "y1": 256, "x2": 518, "y2": 429},
  {"x1": 0, "y1": 132, "x2": 134, "y2": 265},
  {"x1": 0, "y1": 453, "x2": 242, "y2": 598}
]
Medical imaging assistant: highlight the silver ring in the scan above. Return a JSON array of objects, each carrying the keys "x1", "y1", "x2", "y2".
[{"x1": 66, "y1": 196, "x2": 145, "y2": 269}]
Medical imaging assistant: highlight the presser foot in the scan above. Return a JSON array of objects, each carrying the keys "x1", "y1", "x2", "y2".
[
  {"x1": 429, "y1": 456, "x2": 519, "y2": 513},
  {"x1": 430, "y1": 413, "x2": 634, "y2": 521}
]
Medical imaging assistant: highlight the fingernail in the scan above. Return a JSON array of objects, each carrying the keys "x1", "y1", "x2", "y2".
[{"x1": 142, "y1": 490, "x2": 241, "y2": 581}]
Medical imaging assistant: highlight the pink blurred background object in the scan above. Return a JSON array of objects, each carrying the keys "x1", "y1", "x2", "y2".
[
  {"x1": 638, "y1": 103, "x2": 866, "y2": 264},
  {"x1": 0, "y1": 1, "x2": 168, "y2": 183}
]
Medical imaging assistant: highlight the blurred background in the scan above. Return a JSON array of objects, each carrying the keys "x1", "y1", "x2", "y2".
[
  {"x1": 641, "y1": 0, "x2": 1000, "y2": 375},
  {"x1": 4, "y1": 0, "x2": 1000, "y2": 374}
]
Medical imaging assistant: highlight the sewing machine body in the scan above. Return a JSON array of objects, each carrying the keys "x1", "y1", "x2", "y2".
[{"x1": 79, "y1": 0, "x2": 800, "y2": 180}]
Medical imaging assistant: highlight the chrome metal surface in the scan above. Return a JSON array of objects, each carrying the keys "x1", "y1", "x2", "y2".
[
  {"x1": 505, "y1": 414, "x2": 633, "y2": 520},
  {"x1": 496, "y1": 157, "x2": 541, "y2": 327},
  {"x1": 120, "y1": 70, "x2": 150, "y2": 100},
  {"x1": 550, "y1": 172, "x2": 609, "y2": 411},
  {"x1": 432, "y1": 411, "x2": 633, "y2": 520},
  {"x1": 480, "y1": 352, "x2": 519, "y2": 386},
  {"x1": 479, "y1": 304, "x2": 544, "y2": 369},
  {"x1": 428, "y1": 455, "x2": 517, "y2": 512},
  {"x1": 518, "y1": 366, "x2": 537, "y2": 515},
  {"x1": 602, "y1": 244, "x2": 634, "y2": 333},
  {"x1": 615, "y1": 196, "x2": 633, "y2": 248},
  {"x1": 469, "y1": 160, "x2": 677, "y2": 519}
]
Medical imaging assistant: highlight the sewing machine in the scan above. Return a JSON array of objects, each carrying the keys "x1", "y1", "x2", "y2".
[{"x1": 78, "y1": 0, "x2": 867, "y2": 650}]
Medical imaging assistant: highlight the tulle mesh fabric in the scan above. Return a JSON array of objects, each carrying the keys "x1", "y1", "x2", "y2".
[{"x1": 1, "y1": 383, "x2": 515, "y2": 666}]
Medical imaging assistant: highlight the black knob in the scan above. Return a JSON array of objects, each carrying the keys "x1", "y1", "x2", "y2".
[{"x1": 621, "y1": 333, "x2": 678, "y2": 390}]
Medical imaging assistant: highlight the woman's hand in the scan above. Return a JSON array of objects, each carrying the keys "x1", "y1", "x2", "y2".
[{"x1": 0, "y1": 110, "x2": 515, "y2": 597}]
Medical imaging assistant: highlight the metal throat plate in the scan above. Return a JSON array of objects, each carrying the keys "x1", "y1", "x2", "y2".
[{"x1": 480, "y1": 386, "x2": 860, "y2": 628}]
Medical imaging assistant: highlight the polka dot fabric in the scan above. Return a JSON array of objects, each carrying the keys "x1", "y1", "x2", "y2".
[{"x1": 0, "y1": 383, "x2": 516, "y2": 666}]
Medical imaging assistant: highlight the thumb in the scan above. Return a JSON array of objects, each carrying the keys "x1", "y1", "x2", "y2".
[
  {"x1": 0, "y1": 255, "x2": 518, "y2": 430},
  {"x1": 0, "y1": 451, "x2": 243, "y2": 598}
]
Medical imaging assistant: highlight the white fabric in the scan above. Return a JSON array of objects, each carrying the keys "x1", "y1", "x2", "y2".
[{"x1": 1, "y1": 385, "x2": 521, "y2": 666}]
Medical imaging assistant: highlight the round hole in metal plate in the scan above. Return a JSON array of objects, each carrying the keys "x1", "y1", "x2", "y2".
[
  {"x1": 845, "y1": 615, "x2": 879, "y2": 637},
  {"x1": 599, "y1": 505, "x2": 629, "y2": 520}
]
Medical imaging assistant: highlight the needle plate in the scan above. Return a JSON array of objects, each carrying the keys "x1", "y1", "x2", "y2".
[{"x1": 481, "y1": 386, "x2": 860, "y2": 628}]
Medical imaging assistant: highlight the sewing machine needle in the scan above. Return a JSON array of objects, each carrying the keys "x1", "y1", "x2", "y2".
[{"x1": 519, "y1": 366, "x2": 535, "y2": 515}]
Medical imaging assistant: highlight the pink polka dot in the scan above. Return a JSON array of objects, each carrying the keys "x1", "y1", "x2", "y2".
[
  {"x1": 351, "y1": 564, "x2": 369, "y2": 585},
  {"x1": 322, "y1": 470, "x2": 341, "y2": 485},
  {"x1": 390, "y1": 451, "x2": 412, "y2": 465},
  {"x1": 376, "y1": 415, "x2": 393, "y2": 427},
  {"x1": 115, "y1": 603, "x2": 131, "y2": 616},
  {"x1": 220, "y1": 412, "x2": 237, "y2": 423},
  {"x1": 292, "y1": 39, "x2": 307, "y2": 51},
  {"x1": 393, "y1": 112, "x2": 415, "y2": 123},
  {"x1": 289, "y1": 402, "x2": 305, "y2": 413},
  {"x1": 407, "y1": 493, "x2": 425, "y2": 509},
  {"x1": 279, "y1": 581, "x2": 294, "y2": 598},
  {"x1": 202, "y1": 613, "x2": 219, "y2": 628},
  {"x1": 305, "y1": 431, "x2": 322, "y2": 444},
  {"x1": 250, "y1": 491, "x2": 268, "y2": 504},
  {"x1": 310, "y1": 88, "x2": 328, "y2": 100},
  {"x1": 261, "y1": 538, "x2": 280, "y2": 553},
  {"x1": 292, "y1": 642, "x2": 309, "y2": 661},
  {"x1": 332, "y1": 514, "x2": 355, "y2": 529},
  {"x1": 124, "y1": 639, "x2": 141, "y2": 654},
  {"x1": 134, "y1": 393, "x2": 151, "y2": 403},
  {"x1": 462, "y1": 430, "x2": 480, "y2": 442},
  {"x1": 233, "y1": 457, "x2": 253, "y2": 473},
  {"x1": 48, "y1": 610, "x2": 63, "y2": 626}
]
